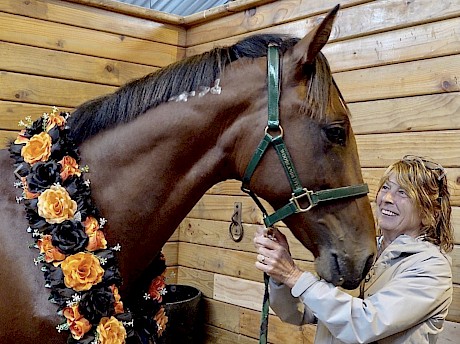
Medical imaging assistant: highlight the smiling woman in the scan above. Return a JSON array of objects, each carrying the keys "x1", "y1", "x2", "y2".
[{"x1": 254, "y1": 154, "x2": 454, "y2": 344}]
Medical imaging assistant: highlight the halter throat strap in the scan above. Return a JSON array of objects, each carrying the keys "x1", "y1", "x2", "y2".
[{"x1": 241, "y1": 44, "x2": 369, "y2": 228}]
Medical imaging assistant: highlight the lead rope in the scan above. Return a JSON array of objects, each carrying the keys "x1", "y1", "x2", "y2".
[{"x1": 238, "y1": 188, "x2": 271, "y2": 344}]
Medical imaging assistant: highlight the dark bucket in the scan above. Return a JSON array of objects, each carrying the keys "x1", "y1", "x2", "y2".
[{"x1": 158, "y1": 284, "x2": 203, "y2": 344}]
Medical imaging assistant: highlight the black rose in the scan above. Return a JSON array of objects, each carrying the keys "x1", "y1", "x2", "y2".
[
  {"x1": 51, "y1": 220, "x2": 88, "y2": 254},
  {"x1": 24, "y1": 200, "x2": 52, "y2": 234},
  {"x1": 26, "y1": 161, "x2": 62, "y2": 193},
  {"x1": 64, "y1": 177, "x2": 93, "y2": 218},
  {"x1": 43, "y1": 265, "x2": 64, "y2": 289},
  {"x1": 79, "y1": 286, "x2": 115, "y2": 323},
  {"x1": 26, "y1": 117, "x2": 45, "y2": 136}
]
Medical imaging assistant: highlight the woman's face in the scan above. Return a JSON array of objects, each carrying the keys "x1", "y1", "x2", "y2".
[{"x1": 376, "y1": 174, "x2": 422, "y2": 240}]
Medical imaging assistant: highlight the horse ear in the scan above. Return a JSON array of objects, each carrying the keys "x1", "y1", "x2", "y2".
[{"x1": 291, "y1": 4, "x2": 339, "y2": 65}]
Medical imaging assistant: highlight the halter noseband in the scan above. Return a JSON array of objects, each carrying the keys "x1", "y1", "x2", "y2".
[{"x1": 241, "y1": 44, "x2": 369, "y2": 228}]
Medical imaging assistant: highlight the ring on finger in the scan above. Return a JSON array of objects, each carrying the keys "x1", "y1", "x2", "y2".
[{"x1": 261, "y1": 255, "x2": 265, "y2": 263}]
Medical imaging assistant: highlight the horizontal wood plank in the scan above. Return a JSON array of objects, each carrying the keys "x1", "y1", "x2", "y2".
[
  {"x1": 203, "y1": 298, "x2": 241, "y2": 334},
  {"x1": 178, "y1": 242, "x2": 315, "y2": 283},
  {"x1": 177, "y1": 266, "x2": 214, "y2": 299},
  {"x1": 349, "y1": 93, "x2": 460, "y2": 134},
  {"x1": 0, "y1": 71, "x2": 115, "y2": 107},
  {"x1": 324, "y1": 17, "x2": 460, "y2": 73},
  {"x1": 337, "y1": 55, "x2": 460, "y2": 102},
  {"x1": 356, "y1": 130, "x2": 460, "y2": 168},
  {"x1": 0, "y1": 12, "x2": 183, "y2": 67},
  {"x1": 0, "y1": 42, "x2": 157, "y2": 87},
  {"x1": 0, "y1": 0, "x2": 185, "y2": 45},
  {"x1": 204, "y1": 324, "x2": 258, "y2": 344},
  {"x1": 0, "y1": 101, "x2": 73, "y2": 131},
  {"x1": 203, "y1": 297, "x2": 317, "y2": 344},
  {"x1": 178, "y1": 218, "x2": 314, "y2": 261},
  {"x1": 240, "y1": 308, "x2": 316, "y2": 343},
  {"x1": 162, "y1": 242, "x2": 178, "y2": 266},
  {"x1": 213, "y1": 274, "x2": 275, "y2": 314}
]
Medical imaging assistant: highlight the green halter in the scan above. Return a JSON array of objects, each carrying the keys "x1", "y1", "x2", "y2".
[{"x1": 241, "y1": 44, "x2": 369, "y2": 344}]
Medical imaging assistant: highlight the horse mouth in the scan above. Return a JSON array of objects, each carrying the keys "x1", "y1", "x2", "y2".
[{"x1": 323, "y1": 251, "x2": 375, "y2": 290}]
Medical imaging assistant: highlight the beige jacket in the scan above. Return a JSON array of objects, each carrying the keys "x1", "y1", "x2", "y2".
[{"x1": 269, "y1": 235, "x2": 453, "y2": 344}]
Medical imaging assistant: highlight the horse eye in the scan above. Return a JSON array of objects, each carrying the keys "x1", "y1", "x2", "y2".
[{"x1": 324, "y1": 125, "x2": 346, "y2": 146}]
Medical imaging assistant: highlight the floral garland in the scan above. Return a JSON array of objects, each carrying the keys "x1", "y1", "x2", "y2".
[{"x1": 9, "y1": 107, "x2": 168, "y2": 344}]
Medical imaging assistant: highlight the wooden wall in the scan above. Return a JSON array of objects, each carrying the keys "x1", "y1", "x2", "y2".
[
  {"x1": 1, "y1": 0, "x2": 459, "y2": 343},
  {"x1": 177, "y1": 0, "x2": 460, "y2": 343}
]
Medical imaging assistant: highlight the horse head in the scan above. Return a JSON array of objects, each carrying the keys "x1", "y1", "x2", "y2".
[{"x1": 231, "y1": 5, "x2": 376, "y2": 289}]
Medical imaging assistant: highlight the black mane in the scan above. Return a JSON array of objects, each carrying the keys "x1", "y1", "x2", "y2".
[{"x1": 68, "y1": 34, "x2": 299, "y2": 146}]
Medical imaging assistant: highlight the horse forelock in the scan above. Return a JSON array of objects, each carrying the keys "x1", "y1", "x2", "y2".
[{"x1": 68, "y1": 34, "x2": 299, "y2": 146}]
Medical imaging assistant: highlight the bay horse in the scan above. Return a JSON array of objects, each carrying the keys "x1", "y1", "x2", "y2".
[{"x1": 0, "y1": 5, "x2": 376, "y2": 344}]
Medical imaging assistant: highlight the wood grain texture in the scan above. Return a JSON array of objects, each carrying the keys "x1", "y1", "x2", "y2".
[
  {"x1": 336, "y1": 55, "x2": 460, "y2": 103},
  {"x1": 178, "y1": 242, "x2": 315, "y2": 283},
  {"x1": 0, "y1": 0, "x2": 185, "y2": 45},
  {"x1": 0, "y1": 71, "x2": 115, "y2": 107},
  {"x1": 186, "y1": 0, "x2": 460, "y2": 54},
  {"x1": 349, "y1": 93, "x2": 460, "y2": 134},
  {"x1": 186, "y1": 0, "x2": 371, "y2": 46},
  {"x1": 0, "y1": 42, "x2": 157, "y2": 87},
  {"x1": 323, "y1": 17, "x2": 460, "y2": 72},
  {"x1": 0, "y1": 12, "x2": 184, "y2": 67},
  {"x1": 0, "y1": 102, "x2": 72, "y2": 131}
]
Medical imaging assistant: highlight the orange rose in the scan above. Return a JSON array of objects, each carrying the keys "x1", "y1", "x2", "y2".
[
  {"x1": 61, "y1": 252, "x2": 104, "y2": 291},
  {"x1": 45, "y1": 110, "x2": 66, "y2": 131},
  {"x1": 83, "y1": 216, "x2": 99, "y2": 234},
  {"x1": 148, "y1": 273, "x2": 166, "y2": 302},
  {"x1": 20, "y1": 177, "x2": 39, "y2": 199},
  {"x1": 63, "y1": 304, "x2": 84, "y2": 322},
  {"x1": 69, "y1": 317, "x2": 92, "y2": 340},
  {"x1": 21, "y1": 132, "x2": 52, "y2": 165},
  {"x1": 14, "y1": 129, "x2": 29, "y2": 144},
  {"x1": 86, "y1": 230, "x2": 107, "y2": 251},
  {"x1": 110, "y1": 285, "x2": 124, "y2": 314},
  {"x1": 154, "y1": 307, "x2": 168, "y2": 337},
  {"x1": 84, "y1": 216, "x2": 107, "y2": 251},
  {"x1": 37, "y1": 235, "x2": 66, "y2": 263},
  {"x1": 37, "y1": 184, "x2": 77, "y2": 224},
  {"x1": 96, "y1": 316, "x2": 127, "y2": 344},
  {"x1": 63, "y1": 304, "x2": 92, "y2": 340},
  {"x1": 59, "y1": 156, "x2": 81, "y2": 181}
]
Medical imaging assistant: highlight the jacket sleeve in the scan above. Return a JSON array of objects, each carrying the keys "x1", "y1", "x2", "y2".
[
  {"x1": 291, "y1": 255, "x2": 452, "y2": 343},
  {"x1": 269, "y1": 277, "x2": 316, "y2": 325}
]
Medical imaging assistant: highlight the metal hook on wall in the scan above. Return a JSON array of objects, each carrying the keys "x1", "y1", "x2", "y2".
[{"x1": 229, "y1": 202, "x2": 244, "y2": 242}]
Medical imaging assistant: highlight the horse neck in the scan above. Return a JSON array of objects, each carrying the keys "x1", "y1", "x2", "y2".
[{"x1": 77, "y1": 66, "x2": 263, "y2": 293}]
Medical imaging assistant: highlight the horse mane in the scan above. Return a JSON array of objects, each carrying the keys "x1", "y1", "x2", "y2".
[{"x1": 68, "y1": 33, "x2": 338, "y2": 146}]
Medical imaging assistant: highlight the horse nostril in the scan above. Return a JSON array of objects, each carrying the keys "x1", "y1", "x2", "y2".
[
  {"x1": 362, "y1": 254, "x2": 375, "y2": 279},
  {"x1": 331, "y1": 252, "x2": 341, "y2": 275}
]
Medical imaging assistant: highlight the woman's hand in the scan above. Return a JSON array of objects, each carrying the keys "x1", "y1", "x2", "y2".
[{"x1": 253, "y1": 226, "x2": 304, "y2": 288}]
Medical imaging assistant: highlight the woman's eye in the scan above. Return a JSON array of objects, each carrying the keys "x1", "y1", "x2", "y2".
[{"x1": 324, "y1": 125, "x2": 346, "y2": 146}]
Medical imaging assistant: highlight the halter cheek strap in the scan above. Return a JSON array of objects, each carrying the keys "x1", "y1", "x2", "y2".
[
  {"x1": 241, "y1": 44, "x2": 369, "y2": 344},
  {"x1": 241, "y1": 44, "x2": 369, "y2": 228}
]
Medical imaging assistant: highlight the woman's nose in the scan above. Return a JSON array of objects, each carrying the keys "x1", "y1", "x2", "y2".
[{"x1": 382, "y1": 191, "x2": 394, "y2": 203}]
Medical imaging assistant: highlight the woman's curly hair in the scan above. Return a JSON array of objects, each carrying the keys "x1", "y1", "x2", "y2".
[{"x1": 377, "y1": 155, "x2": 454, "y2": 253}]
